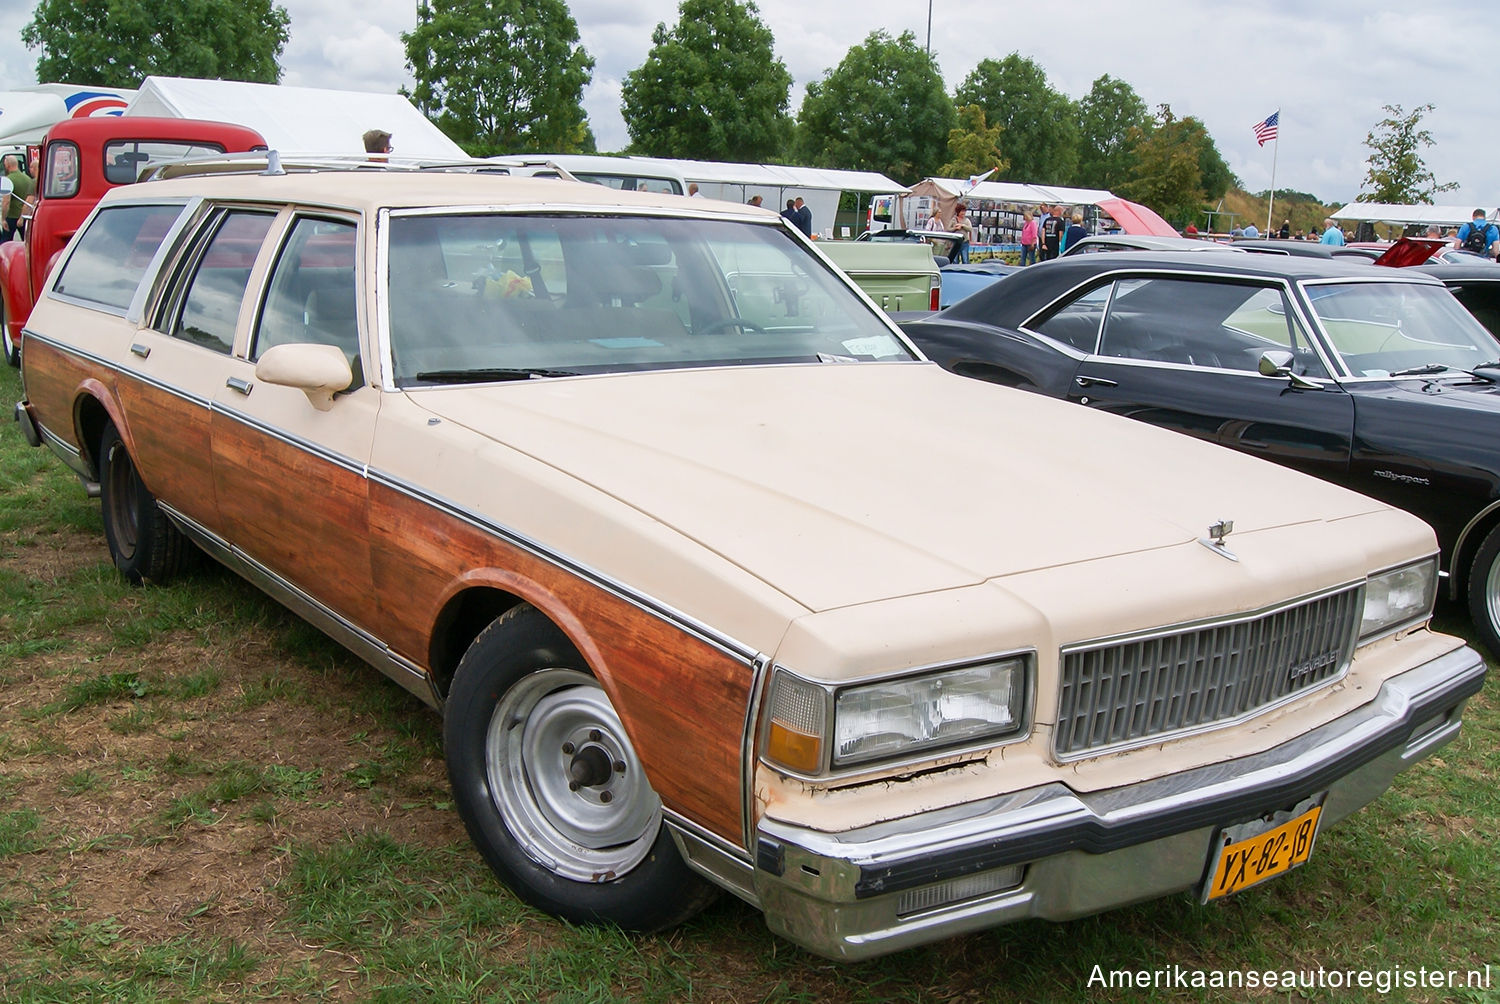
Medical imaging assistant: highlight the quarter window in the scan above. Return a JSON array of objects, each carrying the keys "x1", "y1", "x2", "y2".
[
  {"x1": 51, "y1": 204, "x2": 186, "y2": 311},
  {"x1": 102, "y1": 140, "x2": 227, "y2": 185},
  {"x1": 43, "y1": 141, "x2": 80, "y2": 199},
  {"x1": 165, "y1": 210, "x2": 276, "y2": 354},
  {"x1": 1032, "y1": 284, "x2": 1109, "y2": 352}
]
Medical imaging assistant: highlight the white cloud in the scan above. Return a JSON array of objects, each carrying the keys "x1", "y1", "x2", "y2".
[{"x1": 1, "y1": 0, "x2": 1494, "y2": 203}]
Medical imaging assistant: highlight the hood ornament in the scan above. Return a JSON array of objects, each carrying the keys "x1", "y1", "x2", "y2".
[{"x1": 1199, "y1": 519, "x2": 1238, "y2": 562}]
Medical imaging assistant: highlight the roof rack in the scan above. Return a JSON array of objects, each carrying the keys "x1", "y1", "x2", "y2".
[{"x1": 137, "y1": 150, "x2": 582, "y2": 184}]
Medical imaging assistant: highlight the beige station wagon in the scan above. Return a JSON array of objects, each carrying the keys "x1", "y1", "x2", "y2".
[{"x1": 13, "y1": 165, "x2": 1486, "y2": 960}]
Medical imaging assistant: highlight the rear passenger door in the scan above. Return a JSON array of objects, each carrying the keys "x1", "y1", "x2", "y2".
[
  {"x1": 210, "y1": 213, "x2": 383, "y2": 633},
  {"x1": 1064, "y1": 275, "x2": 1356, "y2": 482}
]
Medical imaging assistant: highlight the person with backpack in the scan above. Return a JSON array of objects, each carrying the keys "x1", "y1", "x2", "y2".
[{"x1": 1455, "y1": 209, "x2": 1499, "y2": 259}]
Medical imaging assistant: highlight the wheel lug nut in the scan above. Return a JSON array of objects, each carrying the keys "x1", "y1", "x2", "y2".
[
  {"x1": 561, "y1": 742, "x2": 575, "y2": 755},
  {"x1": 600, "y1": 791, "x2": 613, "y2": 803},
  {"x1": 614, "y1": 760, "x2": 626, "y2": 773},
  {"x1": 589, "y1": 729, "x2": 602, "y2": 742},
  {"x1": 568, "y1": 781, "x2": 580, "y2": 791}
]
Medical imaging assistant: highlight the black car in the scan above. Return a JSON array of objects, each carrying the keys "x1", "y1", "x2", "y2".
[
  {"x1": 1412, "y1": 262, "x2": 1500, "y2": 339},
  {"x1": 903, "y1": 250, "x2": 1500, "y2": 656}
]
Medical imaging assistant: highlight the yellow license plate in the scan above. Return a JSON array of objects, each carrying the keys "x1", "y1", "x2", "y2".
[{"x1": 1204, "y1": 801, "x2": 1322, "y2": 901}]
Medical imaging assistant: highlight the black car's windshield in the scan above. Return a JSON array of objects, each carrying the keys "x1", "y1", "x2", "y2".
[
  {"x1": 1303, "y1": 281, "x2": 1500, "y2": 377},
  {"x1": 386, "y1": 214, "x2": 910, "y2": 385}
]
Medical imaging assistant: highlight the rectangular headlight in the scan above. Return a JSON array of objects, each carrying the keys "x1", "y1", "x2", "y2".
[
  {"x1": 1361, "y1": 558, "x2": 1437, "y2": 641},
  {"x1": 833, "y1": 658, "x2": 1026, "y2": 768}
]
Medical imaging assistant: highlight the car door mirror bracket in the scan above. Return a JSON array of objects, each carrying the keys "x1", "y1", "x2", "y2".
[
  {"x1": 1258, "y1": 349, "x2": 1321, "y2": 390},
  {"x1": 255, "y1": 343, "x2": 354, "y2": 412}
]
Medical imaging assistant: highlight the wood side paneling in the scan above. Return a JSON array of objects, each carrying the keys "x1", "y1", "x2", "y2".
[
  {"x1": 211, "y1": 411, "x2": 379, "y2": 632},
  {"x1": 370, "y1": 482, "x2": 750, "y2": 844}
]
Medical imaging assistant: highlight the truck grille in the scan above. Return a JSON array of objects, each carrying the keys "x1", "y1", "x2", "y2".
[{"x1": 1054, "y1": 586, "x2": 1361, "y2": 758}]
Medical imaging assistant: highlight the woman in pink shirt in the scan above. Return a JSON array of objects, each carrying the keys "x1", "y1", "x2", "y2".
[{"x1": 1020, "y1": 209, "x2": 1039, "y2": 266}]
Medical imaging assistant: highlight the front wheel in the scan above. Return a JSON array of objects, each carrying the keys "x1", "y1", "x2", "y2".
[
  {"x1": 1465, "y1": 524, "x2": 1500, "y2": 660},
  {"x1": 444, "y1": 605, "x2": 716, "y2": 931},
  {"x1": 98, "y1": 422, "x2": 192, "y2": 584}
]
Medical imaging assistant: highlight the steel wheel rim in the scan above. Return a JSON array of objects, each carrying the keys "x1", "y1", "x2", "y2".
[
  {"x1": 104, "y1": 442, "x2": 139, "y2": 559},
  {"x1": 486, "y1": 668, "x2": 660, "y2": 882},
  {"x1": 1487, "y1": 551, "x2": 1500, "y2": 632}
]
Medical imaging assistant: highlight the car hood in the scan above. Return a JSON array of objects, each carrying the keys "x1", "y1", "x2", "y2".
[{"x1": 410, "y1": 363, "x2": 1389, "y2": 612}]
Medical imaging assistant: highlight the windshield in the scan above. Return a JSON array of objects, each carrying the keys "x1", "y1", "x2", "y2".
[
  {"x1": 1303, "y1": 281, "x2": 1500, "y2": 377},
  {"x1": 386, "y1": 214, "x2": 911, "y2": 385}
]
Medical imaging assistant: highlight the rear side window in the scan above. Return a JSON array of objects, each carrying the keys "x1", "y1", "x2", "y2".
[
  {"x1": 51, "y1": 204, "x2": 186, "y2": 312},
  {"x1": 103, "y1": 140, "x2": 228, "y2": 185}
]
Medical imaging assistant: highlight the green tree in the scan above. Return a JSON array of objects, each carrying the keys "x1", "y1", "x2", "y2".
[
  {"x1": 23, "y1": 0, "x2": 289, "y2": 87},
  {"x1": 954, "y1": 54, "x2": 1077, "y2": 184},
  {"x1": 795, "y1": 30, "x2": 953, "y2": 184},
  {"x1": 403, "y1": 0, "x2": 594, "y2": 156},
  {"x1": 1116, "y1": 105, "x2": 1206, "y2": 227},
  {"x1": 621, "y1": 0, "x2": 792, "y2": 162},
  {"x1": 1074, "y1": 74, "x2": 1148, "y2": 190},
  {"x1": 1357, "y1": 103, "x2": 1457, "y2": 204},
  {"x1": 938, "y1": 105, "x2": 1007, "y2": 180}
]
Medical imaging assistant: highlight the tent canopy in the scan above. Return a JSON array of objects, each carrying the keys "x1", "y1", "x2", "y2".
[
  {"x1": 1331, "y1": 203, "x2": 1497, "y2": 227},
  {"x1": 126, "y1": 76, "x2": 466, "y2": 159},
  {"x1": 1096, "y1": 197, "x2": 1179, "y2": 237}
]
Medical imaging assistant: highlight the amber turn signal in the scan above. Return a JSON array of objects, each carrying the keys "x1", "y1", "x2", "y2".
[{"x1": 766, "y1": 720, "x2": 823, "y2": 775}]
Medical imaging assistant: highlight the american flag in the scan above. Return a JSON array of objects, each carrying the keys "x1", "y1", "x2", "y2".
[{"x1": 1253, "y1": 111, "x2": 1279, "y2": 146}]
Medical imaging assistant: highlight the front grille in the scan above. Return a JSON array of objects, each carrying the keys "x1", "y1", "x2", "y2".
[{"x1": 1054, "y1": 586, "x2": 1361, "y2": 758}]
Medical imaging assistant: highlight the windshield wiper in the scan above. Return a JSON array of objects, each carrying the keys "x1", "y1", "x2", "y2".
[
  {"x1": 413, "y1": 367, "x2": 580, "y2": 383},
  {"x1": 1388, "y1": 363, "x2": 1461, "y2": 377}
]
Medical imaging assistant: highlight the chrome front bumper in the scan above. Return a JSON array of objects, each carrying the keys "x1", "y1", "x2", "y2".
[{"x1": 752, "y1": 645, "x2": 1485, "y2": 960}]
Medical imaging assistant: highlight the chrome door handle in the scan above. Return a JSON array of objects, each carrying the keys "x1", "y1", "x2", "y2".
[
  {"x1": 226, "y1": 376, "x2": 253, "y2": 396},
  {"x1": 1075, "y1": 375, "x2": 1118, "y2": 388}
]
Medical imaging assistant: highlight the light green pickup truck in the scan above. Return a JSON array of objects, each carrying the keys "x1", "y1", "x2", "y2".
[{"x1": 819, "y1": 237, "x2": 944, "y2": 314}]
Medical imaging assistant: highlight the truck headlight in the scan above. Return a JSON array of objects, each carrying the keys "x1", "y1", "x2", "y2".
[
  {"x1": 763, "y1": 657, "x2": 1028, "y2": 775},
  {"x1": 1361, "y1": 557, "x2": 1437, "y2": 642}
]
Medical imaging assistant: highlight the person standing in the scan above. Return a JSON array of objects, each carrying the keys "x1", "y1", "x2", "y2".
[
  {"x1": 951, "y1": 204, "x2": 973, "y2": 263},
  {"x1": 1455, "y1": 209, "x2": 1500, "y2": 259},
  {"x1": 1319, "y1": 218, "x2": 1345, "y2": 246},
  {"x1": 1278, "y1": 219, "x2": 1291, "y2": 239},
  {"x1": 688, "y1": 183, "x2": 703, "y2": 198},
  {"x1": 1019, "y1": 210, "x2": 1038, "y2": 266},
  {"x1": 3, "y1": 155, "x2": 33, "y2": 241},
  {"x1": 781, "y1": 199, "x2": 799, "y2": 230},
  {"x1": 362, "y1": 128, "x2": 392, "y2": 164},
  {"x1": 1040, "y1": 205, "x2": 1065, "y2": 261},
  {"x1": 792, "y1": 197, "x2": 813, "y2": 237},
  {"x1": 1062, "y1": 211, "x2": 1087, "y2": 255}
]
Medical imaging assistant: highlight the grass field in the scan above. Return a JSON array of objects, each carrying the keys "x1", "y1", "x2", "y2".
[{"x1": 1, "y1": 359, "x2": 1496, "y2": 1002}]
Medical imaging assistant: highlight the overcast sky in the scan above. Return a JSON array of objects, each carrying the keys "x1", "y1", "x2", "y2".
[{"x1": 1, "y1": 0, "x2": 1493, "y2": 206}]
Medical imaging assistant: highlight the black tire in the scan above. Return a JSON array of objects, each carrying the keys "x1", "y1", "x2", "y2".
[
  {"x1": 444, "y1": 604, "x2": 717, "y2": 932},
  {"x1": 1466, "y1": 524, "x2": 1500, "y2": 660},
  {"x1": 98, "y1": 422, "x2": 192, "y2": 584},
  {"x1": 2, "y1": 297, "x2": 16, "y2": 368}
]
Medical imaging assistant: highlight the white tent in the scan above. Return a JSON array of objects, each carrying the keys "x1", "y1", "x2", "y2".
[
  {"x1": 1332, "y1": 203, "x2": 1497, "y2": 227},
  {"x1": 125, "y1": 76, "x2": 466, "y2": 159},
  {"x1": 0, "y1": 92, "x2": 70, "y2": 146}
]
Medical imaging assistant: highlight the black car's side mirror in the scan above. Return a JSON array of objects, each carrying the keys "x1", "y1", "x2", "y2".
[{"x1": 1258, "y1": 349, "x2": 1321, "y2": 389}]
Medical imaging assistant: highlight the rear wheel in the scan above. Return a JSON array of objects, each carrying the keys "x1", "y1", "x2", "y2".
[
  {"x1": 1465, "y1": 524, "x2": 1500, "y2": 660},
  {"x1": 445, "y1": 604, "x2": 716, "y2": 932},
  {"x1": 98, "y1": 422, "x2": 192, "y2": 584}
]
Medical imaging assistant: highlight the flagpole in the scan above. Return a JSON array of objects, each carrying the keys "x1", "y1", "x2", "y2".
[{"x1": 1266, "y1": 111, "x2": 1279, "y2": 234}]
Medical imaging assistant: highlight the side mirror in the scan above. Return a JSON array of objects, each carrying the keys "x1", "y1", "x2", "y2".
[
  {"x1": 1257, "y1": 349, "x2": 1320, "y2": 389},
  {"x1": 255, "y1": 343, "x2": 353, "y2": 411}
]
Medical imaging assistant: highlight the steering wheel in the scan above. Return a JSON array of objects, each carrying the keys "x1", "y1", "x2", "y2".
[{"x1": 696, "y1": 316, "x2": 767, "y2": 335}]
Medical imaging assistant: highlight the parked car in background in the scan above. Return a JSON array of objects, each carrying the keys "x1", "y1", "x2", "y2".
[
  {"x1": 1413, "y1": 262, "x2": 1500, "y2": 337},
  {"x1": 855, "y1": 227, "x2": 965, "y2": 264},
  {"x1": 1063, "y1": 234, "x2": 1243, "y2": 256},
  {"x1": 820, "y1": 237, "x2": 942, "y2": 312},
  {"x1": 0, "y1": 115, "x2": 266, "y2": 366},
  {"x1": 903, "y1": 250, "x2": 1500, "y2": 659},
  {"x1": 16, "y1": 171, "x2": 1482, "y2": 960},
  {"x1": 937, "y1": 261, "x2": 1017, "y2": 309},
  {"x1": 1232, "y1": 238, "x2": 1383, "y2": 263}
]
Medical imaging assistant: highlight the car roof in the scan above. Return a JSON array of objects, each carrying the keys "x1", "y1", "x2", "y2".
[
  {"x1": 1411, "y1": 262, "x2": 1500, "y2": 282},
  {"x1": 934, "y1": 250, "x2": 1445, "y2": 324},
  {"x1": 1067, "y1": 235, "x2": 1231, "y2": 252},
  {"x1": 98, "y1": 167, "x2": 775, "y2": 219}
]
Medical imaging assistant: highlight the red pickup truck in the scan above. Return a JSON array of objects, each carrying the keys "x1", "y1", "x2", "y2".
[{"x1": 2, "y1": 116, "x2": 266, "y2": 366}]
